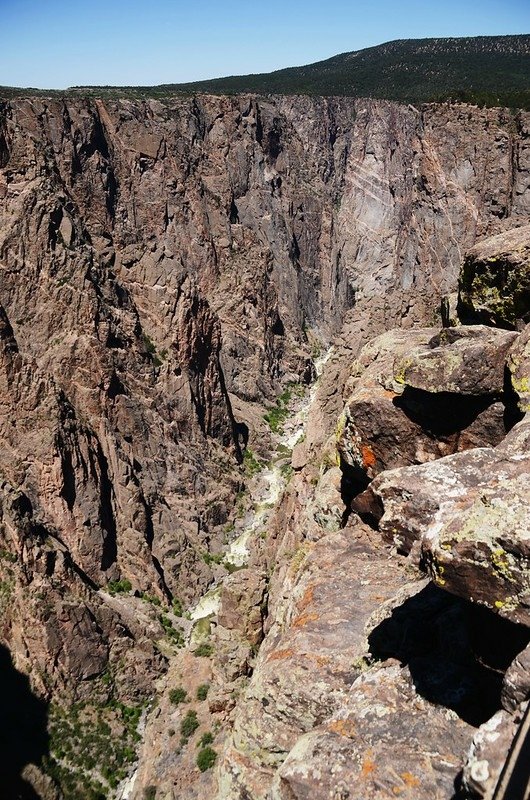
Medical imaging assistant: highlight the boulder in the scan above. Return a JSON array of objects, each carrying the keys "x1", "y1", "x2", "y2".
[
  {"x1": 218, "y1": 568, "x2": 267, "y2": 647},
  {"x1": 458, "y1": 224, "x2": 530, "y2": 328},
  {"x1": 462, "y1": 709, "x2": 521, "y2": 798},
  {"x1": 355, "y1": 417, "x2": 530, "y2": 626},
  {"x1": 338, "y1": 327, "x2": 511, "y2": 481},
  {"x1": 272, "y1": 664, "x2": 474, "y2": 800},
  {"x1": 507, "y1": 322, "x2": 530, "y2": 412},
  {"x1": 394, "y1": 325, "x2": 517, "y2": 395},
  {"x1": 502, "y1": 642, "x2": 530, "y2": 712}
]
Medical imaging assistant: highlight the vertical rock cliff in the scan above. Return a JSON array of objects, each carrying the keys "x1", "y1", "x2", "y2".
[{"x1": 0, "y1": 94, "x2": 529, "y2": 798}]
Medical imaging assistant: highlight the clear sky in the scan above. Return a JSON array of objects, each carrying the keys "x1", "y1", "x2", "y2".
[{"x1": 1, "y1": 0, "x2": 529, "y2": 89}]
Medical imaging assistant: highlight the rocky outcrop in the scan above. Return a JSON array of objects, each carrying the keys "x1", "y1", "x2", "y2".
[
  {"x1": 337, "y1": 327, "x2": 511, "y2": 480},
  {"x1": 351, "y1": 318, "x2": 530, "y2": 627},
  {"x1": 394, "y1": 326, "x2": 517, "y2": 395},
  {"x1": 458, "y1": 224, "x2": 530, "y2": 328},
  {"x1": 214, "y1": 250, "x2": 530, "y2": 798}
]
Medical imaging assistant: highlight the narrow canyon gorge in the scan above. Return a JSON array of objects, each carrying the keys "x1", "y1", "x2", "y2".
[{"x1": 0, "y1": 93, "x2": 530, "y2": 799}]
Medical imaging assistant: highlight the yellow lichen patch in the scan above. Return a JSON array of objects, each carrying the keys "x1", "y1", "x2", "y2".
[
  {"x1": 491, "y1": 548, "x2": 514, "y2": 582},
  {"x1": 291, "y1": 612, "x2": 319, "y2": 629},
  {"x1": 401, "y1": 772, "x2": 421, "y2": 788},
  {"x1": 335, "y1": 412, "x2": 347, "y2": 442},
  {"x1": 394, "y1": 357, "x2": 413, "y2": 385},
  {"x1": 289, "y1": 544, "x2": 311, "y2": 576},
  {"x1": 431, "y1": 559, "x2": 447, "y2": 586},
  {"x1": 327, "y1": 718, "x2": 357, "y2": 738},
  {"x1": 512, "y1": 375, "x2": 530, "y2": 394}
]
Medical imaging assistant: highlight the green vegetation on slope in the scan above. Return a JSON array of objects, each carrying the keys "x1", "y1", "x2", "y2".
[
  {"x1": 3, "y1": 35, "x2": 528, "y2": 109},
  {"x1": 158, "y1": 35, "x2": 530, "y2": 109}
]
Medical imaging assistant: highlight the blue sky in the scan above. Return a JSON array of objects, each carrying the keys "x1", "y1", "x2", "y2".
[{"x1": 1, "y1": 0, "x2": 529, "y2": 89}]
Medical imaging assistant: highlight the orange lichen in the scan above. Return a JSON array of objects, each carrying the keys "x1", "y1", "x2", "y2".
[
  {"x1": 361, "y1": 444, "x2": 377, "y2": 469},
  {"x1": 327, "y1": 719, "x2": 357, "y2": 738},
  {"x1": 292, "y1": 612, "x2": 319, "y2": 628},
  {"x1": 361, "y1": 751, "x2": 376, "y2": 778},
  {"x1": 267, "y1": 648, "x2": 295, "y2": 661},
  {"x1": 401, "y1": 772, "x2": 420, "y2": 788},
  {"x1": 297, "y1": 585, "x2": 315, "y2": 612}
]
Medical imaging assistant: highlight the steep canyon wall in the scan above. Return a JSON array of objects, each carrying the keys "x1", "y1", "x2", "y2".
[{"x1": 0, "y1": 94, "x2": 529, "y2": 797}]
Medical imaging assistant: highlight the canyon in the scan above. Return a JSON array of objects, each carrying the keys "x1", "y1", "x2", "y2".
[{"x1": 0, "y1": 93, "x2": 529, "y2": 799}]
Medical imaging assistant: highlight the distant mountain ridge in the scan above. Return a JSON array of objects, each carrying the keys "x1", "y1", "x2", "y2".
[
  {"x1": 2, "y1": 34, "x2": 530, "y2": 108},
  {"x1": 158, "y1": 34, "x2": 530, "y2": 108}
]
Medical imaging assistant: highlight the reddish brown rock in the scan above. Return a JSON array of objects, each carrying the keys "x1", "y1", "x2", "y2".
[
  {"x1": 357, "y1": 416, "x2": 530, "y2": 626},
  {"x1": 218, "y1": 568, "x2": 267, "y2": 647},
  {"x1": 338, "y1": 327, "x2": 509, "y2": 480},
  {"x1": 272, "y1": 664, "x2": 473, "y2": 800},
  {"x1": 0, "y1": 95, "x2": 529, "y2": 798}
]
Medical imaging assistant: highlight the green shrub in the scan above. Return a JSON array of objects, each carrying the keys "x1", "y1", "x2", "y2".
[
  {"x1": 198, "y1": 731, "x2": 213, "y2": 747},
  {"x1": 196, "y1": 683, "x2": 209, "y2": 701},
  {"x1": 172, "y1": 597, "x2": 183, "y2": 616},
  {"x1": 202, "y1": 551, "x2": 223, "y2": 566},
  {"x1": 263, "y1": 384, "x2": 301, "y2": 434},
  {"x1": 169, "y1": 687, "x2": 187, "y2": 705},
  {"x1": 159, "y1": 614, "x2": 184, "y2": 647},
  {"x1": 193, "y1": 643, "x2": 213, "y2": 658},
  {"x1": 197, "y1": 746, "x2": 217, "y2": 772},
  {"x1": 243, "y1": 448, "x2": 262, "y2": 477},
  {"x1": 140, "y1": 592, "x2": 161, "y2": 606},
  {"x1": 180, "y1": 710, "x2": 199, "y2": 739},
  {"x1": 143, "y1": 788, "x2": 156, "y2": 800},
  {"x1": 142, "y1": 333, "x2": 163, "y2": 367},
  {"x1": 107, "y1": 578, "x2": 132, "y2": 595}
]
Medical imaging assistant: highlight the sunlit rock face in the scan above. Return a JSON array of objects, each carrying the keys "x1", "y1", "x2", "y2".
[{"x1": 0, "y1": 95, "x2": 529, "y2": 798}]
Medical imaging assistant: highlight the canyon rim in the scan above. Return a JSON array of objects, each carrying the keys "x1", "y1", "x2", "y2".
[{"x1": 1, "y1": 33, "x2": 530, "y2": 800}]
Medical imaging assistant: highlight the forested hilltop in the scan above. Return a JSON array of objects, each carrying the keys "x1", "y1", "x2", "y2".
[{"x1": 2, "y1": 34, "x2": 529, "y2": 109}]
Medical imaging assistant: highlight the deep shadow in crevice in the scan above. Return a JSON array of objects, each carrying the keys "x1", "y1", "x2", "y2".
[
  {"x1": 503, "y1": 364, "x2": 525, "y2": 432},
  {"x1": 0, "y1": 645, "x2": 49, "y2": 798},
  {"x1": 95, "y1": 442, "x2": 118, "y2": 572},
  {"x1": 368, "y1": 583, "x2": 530, "y2": 728},
  {"x1": 235, "y1": 421, "x2": 249, "y2": 449},
  {"x1": 339, "y1": 457, "x2": 370, "y2": 527},
  {"x1": 229, "y1": 198, "x2": 240, "y2": 224},
  {"x1": 393, "y1": 386, "x2": 500, "y2": 438}
]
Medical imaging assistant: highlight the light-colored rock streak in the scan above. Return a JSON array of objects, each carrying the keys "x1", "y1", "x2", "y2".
[{"x1": 226, "y1": 348, "x2": 334, "y2": 567}]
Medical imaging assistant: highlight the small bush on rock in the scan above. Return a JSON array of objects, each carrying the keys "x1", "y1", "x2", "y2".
[
  {"x1": 169, "y1": 687, "x2": 187, "y2": 705},
  {"x1": 197, "y1": 746, "x2": 217, "y2": 772}
]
